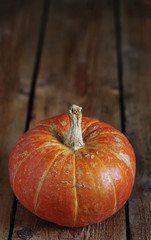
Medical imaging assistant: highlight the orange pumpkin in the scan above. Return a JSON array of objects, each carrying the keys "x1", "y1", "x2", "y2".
[{"x1": 9, "y1": 105, "x2": 136, "y2": 227}]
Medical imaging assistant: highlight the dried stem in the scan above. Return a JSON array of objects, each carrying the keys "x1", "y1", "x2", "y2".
[{"x1": 64, "y1": 104, "x2": 85, "y2": 150}]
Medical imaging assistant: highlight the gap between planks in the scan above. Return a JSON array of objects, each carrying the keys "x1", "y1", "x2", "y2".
[{"x1": 113, "y1": 0, "x2": 130, "y2": 240}]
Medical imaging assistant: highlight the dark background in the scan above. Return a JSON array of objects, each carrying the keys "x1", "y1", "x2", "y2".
[{"x1": 0, "y1": 0, "x2": 151, "y2": 239}]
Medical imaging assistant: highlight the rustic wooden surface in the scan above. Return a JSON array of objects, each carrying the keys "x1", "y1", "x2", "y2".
[
  {"x1": 0, "y1": 0, "x2": 43, "y2": 239},
  {"x1": 121, "y1": 1, "x2": 151, "y2": 239},
  {"x1": 0, "y1": 0, "x2": 150, "y2": 239}
]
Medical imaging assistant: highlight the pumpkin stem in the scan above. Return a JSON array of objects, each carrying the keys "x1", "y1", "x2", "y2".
[{"x1": 64, "y1": 104, "x2": 85, "y2": 150}]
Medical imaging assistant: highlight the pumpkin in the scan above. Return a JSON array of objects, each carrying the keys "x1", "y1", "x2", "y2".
[{"x1": 9, "y1": 105, "x2": 136, "y2": 227}]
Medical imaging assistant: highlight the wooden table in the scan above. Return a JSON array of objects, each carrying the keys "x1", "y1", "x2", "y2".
[{"x1": 0, "y1": 0, "x2": 151, "y2": 239}]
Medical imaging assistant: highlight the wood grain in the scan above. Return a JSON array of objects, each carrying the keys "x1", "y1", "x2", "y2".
[
  {"x1": 121, "y1": 1, "x2": 151, "y2": 239},
  {"x1": 0, "y1": 0, "x2": 43, "y2": 239},
  {"x1": 12, "y1": 0, "x2": 127, "y2": 239}
]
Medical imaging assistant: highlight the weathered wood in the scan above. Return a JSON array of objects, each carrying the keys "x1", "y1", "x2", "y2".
[
  {"x1": 12, "y1": 0, "x2": 126, "y2": 239},
  {"x1": 121, "y1": 1, "x2": 151, "y2": 239},
  {"x1": 0, "y1": 1, "x2": 43, "y2": 239}
]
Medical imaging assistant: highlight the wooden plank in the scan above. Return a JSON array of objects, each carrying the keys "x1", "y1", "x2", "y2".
[
  {"x1": 12, "y1": 1, "x2": 126, "y2": 239},
  {"x1": 121, "y1": 1, "x2": 151, "y2": 239},
  {"x1": 0, "y1": 1, "x2": 43, "y2": 239}
]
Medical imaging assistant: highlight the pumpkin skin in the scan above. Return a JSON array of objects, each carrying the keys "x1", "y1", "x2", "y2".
[{"x1": 9, "y1": 114, "x2": 136, "y2": 227}]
